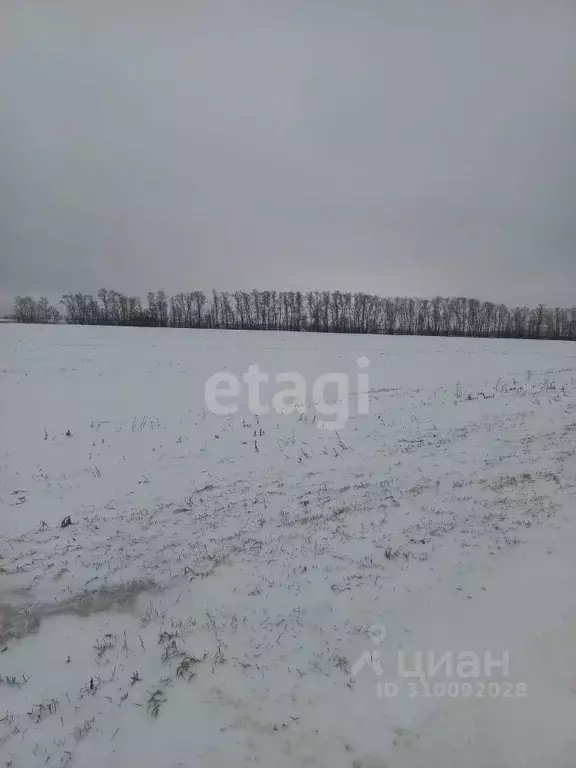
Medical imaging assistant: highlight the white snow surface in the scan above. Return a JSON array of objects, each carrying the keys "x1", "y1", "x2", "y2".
[{"x1": 1, "y1": 324, "x2": 576, "y2": 767}]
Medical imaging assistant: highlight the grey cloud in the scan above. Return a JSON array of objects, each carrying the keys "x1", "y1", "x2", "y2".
[{"x1": 1, "y1": 0, "x2": 575, "y2": 313}]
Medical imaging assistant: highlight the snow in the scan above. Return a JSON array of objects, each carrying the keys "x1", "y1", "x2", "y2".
[{"x1": 1, "y1": 323, "x2": 576, "y2": 767}]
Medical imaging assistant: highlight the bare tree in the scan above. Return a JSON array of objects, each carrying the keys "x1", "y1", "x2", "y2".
[{"x1": 11, "y1": 290, "x2": 573, "y2": 341}]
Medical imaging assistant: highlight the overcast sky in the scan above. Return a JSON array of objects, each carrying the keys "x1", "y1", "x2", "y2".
[{"x1": 1, "y1": 0, "x2": 575, "y2": 313}]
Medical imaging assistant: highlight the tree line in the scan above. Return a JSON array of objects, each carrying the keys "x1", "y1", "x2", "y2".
[{"x1": 12, "y1": 290, "x2": 576, "y2": 340}]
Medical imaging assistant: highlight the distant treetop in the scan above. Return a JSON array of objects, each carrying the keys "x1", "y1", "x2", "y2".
[{"x1": 12, "y1": 290, "x2": 576, "y2": 341}]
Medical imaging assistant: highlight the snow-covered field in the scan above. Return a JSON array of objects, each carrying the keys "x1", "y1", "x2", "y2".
[{"x1": 2, "y1": 324, "x2": 576, "y2": 767}]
